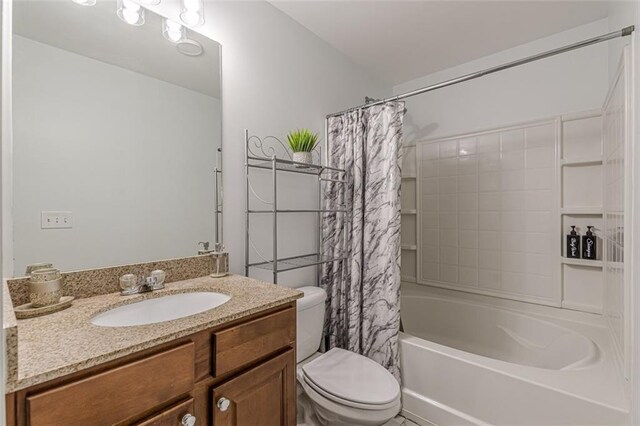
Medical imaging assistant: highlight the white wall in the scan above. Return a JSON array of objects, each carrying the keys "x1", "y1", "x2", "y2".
[
  {"x1": 395, "y1": 19, "x2": 610, "y2": 142},
  {"x1": 145, "y1": 0, "x2": 389, "y2": 287},
  {"x1": 12, "y1": 35, "x2": 220, "y2": 273}
]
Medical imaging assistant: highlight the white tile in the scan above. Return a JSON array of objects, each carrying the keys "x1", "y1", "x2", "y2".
[
  {"x1": 459, "y1": 137, "x2": 477, "y2": 156},
  {"x1": 422, "y1": 263, "x2": 439, "y2": 281},
  {"x1": 422, "y1": 213, "x2": 438, "y2": 229},
  {"x1": 501, "y1": 191, "x2": 525, "y2": 211},
  {"x1": 479, "y1": 269, "x2": 501, "y2": 289},
  {"x1": 479, "y1": 231, "x2": 501, "y2": 250},
  {"x1": 458, "y1": 175, "x2": 478, "y2": 193},
  {"x1": 438, "y1": 176, "x2": 457, "y2": 194},
  {"x1": 479, "y1": 172, "x2": 501, "y2": 192},
  {"x1": 526, "y1": 146, "x2": 554, "y2": 169},
  {"x1": 438, "y1": 158, "x2": 458, "y2": 177},
  {"x1": 501, "y1": 212, "x2": 525, "y2": 231},
  {"x1": 501, "y1": 129, "x2": 525, "y2": 151},
  {"x1": 458, "y1": 212, "x2": 478, "y2": 230},
  {"x1": 479, "y1": 192, "x2": 500, "y2": 211},
  {"x1": 439, "y1": 140, "x2": 458, "y2": 158},
  {"x1": 422, "y1": 195, "x2": 438, "y2": 212},
  {"x1": 459, "y1": 248, "x2": 478, "y2": 267},
  {"x1": 422, "y1": 143, "x2": 439, "y2": 160},
  {"x1": 422, "y1": 178, "x2": 437, "y2": 195},
  {"x1": 421, "y1": 160, "x2": 438, "y2": 178},
  {"x1": 422, "y1": 229, "x2": 439, "y2": 245},
  {"x1": 525, "y1": 254, "x2": 552, "y2": 276},
  {"x1": 526, "y1": 232, "x2": 552, "y2": 254},
  {"x1": 501, "y1": 231, "x2": 524, "y2": 252},
  {"x1": 459, "y1": 266, "x2": 478, "y2": 286},
  {"x1": 501, "y1": 170, "x2": 525, "y2": 191},
  {"x1": 439, "y1": 213, "x2": 457, "y2": 229},
  {"x1": 479, "y1": 153, "x2": 501, "y2": 172},
  {"x1": 439, "y1": 229, "x2": 458, "y2": 247},
  {"x1": 440, "y1": 265, "x2": 458, "y2": 283},
  {"x1": 479, "y1": 212, "x2": 501, "y2": 230},
  {"x1": 477, "y1": 133, "x2": 500, "y2": 153},
  {"x1": 501, "y1": 252, "x2": 527, "y2": 273},
  {"x1": 479, "y1": 249, "x2": 501, "y2": 270},
  {"x1": 526, "y1": 124, "x2": 555, "y2": 148},
  {"x1": 458, "y1": 193, "x2": 478, "y2": 212},
  {"x1": 525, "y1": 168, "x2": 553, "y2": 190},
  {"x1": 525, "y1": 190, "x2": 552, "y2": 211},
  {"x1": 440, "y1": 246, "x2": 458, "y2": 265},
  {"x1": 501, "y1": 272, "x2": 527, "y2": 294},
  {"x1": 501, "y1": 150, "x2": 525, "y2": 171},
  {"x1": 422, "y1": 245, "x2": 439, "y2": 263},
  {"x1": 525, "y1": 274, "x2": 553, "y2": 298},
  {"x1": 525, "y1": 211, "x2": 552, "y2": 232},
  {"x1": 459, "y1": 230, "x2": 478, "y2": 248},
  {"x1": 439, "y1": 194, "x2": 457, "y2": 211},
  {"x1": 458, "y1": 156, "x2": 478, "y2": 175}
]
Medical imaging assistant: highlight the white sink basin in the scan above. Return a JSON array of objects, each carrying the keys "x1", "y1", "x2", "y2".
[{"x1": 91, "y1": 292, "x2": 231, "y2": 327}]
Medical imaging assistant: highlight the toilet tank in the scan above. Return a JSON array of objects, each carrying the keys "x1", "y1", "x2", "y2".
[{"x1": 296, "y1": 286, "x2": 327, "y2": 362}]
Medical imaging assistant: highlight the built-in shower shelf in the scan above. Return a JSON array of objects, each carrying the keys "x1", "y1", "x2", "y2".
[
  {"x1": 402, "y1": 174, "x2": 417, "y2": 179},
  {"x1": 560, "y1": 157, "x2": 603, "y2": 167},
  {"x1": 401, "y1": 245, "x2": 417, "y2": 250},
  {"x1": 561, "y1": 257, "x2": 603, "y2": 268},
  {"x1": 401, "y1": 209, "x2": 417, "y2": 214},
  {"x1": 561, "y1": 207, "x2": 603, "y2": 215},
  {"x1": 248, "y1": 253, "x2": 348, "y2": 273}
]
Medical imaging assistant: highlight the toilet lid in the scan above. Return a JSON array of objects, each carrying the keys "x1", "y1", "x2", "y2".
[{"x1": 302, "y1": 348, "x2": 400, "y2": 406}]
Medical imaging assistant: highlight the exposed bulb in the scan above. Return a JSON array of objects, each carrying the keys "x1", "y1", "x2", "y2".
[
  {"x1": 72, "y1": 0, "x2": 97, "y2": 6},
  {"x1": 163, "y1": 19, "x2": 185, "y2": 43},
  {"x1": 180, "y1": 0, "x2": 204, "y2": 26},
  {"x1": 117, "y1": 0, "x2": 145, "y2": 26}
]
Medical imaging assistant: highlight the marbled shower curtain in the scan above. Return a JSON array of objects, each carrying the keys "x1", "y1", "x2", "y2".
[{"x1": 321, "y1": 102, "x2": 404, "y2": 382}]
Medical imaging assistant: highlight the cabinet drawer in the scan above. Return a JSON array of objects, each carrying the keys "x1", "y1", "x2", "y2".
[
  {"x1": 136, "y1": 398, "x2": 195, "y2": 426},
  {"x1": 27, "y1": 343, "x2": 195, "y2": 426},
  {"x1": 214, "y1": 307, "x2": 295, "y2": 376}
]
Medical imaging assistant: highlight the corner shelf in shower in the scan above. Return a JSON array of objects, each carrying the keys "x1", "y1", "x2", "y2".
[
  {"x1": 560, "y1": 257, "x2": 603, "y2": 268},
  {"x1": 560, "y1": 157, "x2": 603, "y2": 167},
  {"x1": 560, "y1": 207, "x2": 603, "y2": 215},
  {"x1": 244, "y1": 130, "x2": 350, "y2": 284}
]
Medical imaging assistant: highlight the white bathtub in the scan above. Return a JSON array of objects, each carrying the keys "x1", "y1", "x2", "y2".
[{"x1": 399, "y1": 286, "x2": 629, "y2": 426}]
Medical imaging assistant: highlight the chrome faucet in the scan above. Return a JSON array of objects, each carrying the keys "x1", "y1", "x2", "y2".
[{"x1": 120, "y1": 271, "x2": 166, "y2": 296}]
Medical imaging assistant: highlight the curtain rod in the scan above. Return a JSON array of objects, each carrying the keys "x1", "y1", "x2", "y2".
[{"x1": 327, "y1": 25, "x2": 635, "y2": 119}]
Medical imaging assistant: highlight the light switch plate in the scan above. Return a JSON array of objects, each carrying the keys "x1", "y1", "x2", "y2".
[{"x1": 41, "y1": 211, "x2": 72, "y2": 229}]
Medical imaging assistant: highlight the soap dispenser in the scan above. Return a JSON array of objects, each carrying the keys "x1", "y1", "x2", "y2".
[
  {"x1": 566, "y1": 226, "x2": 580, "y2": 259},
  {"x1": 582, "y1": 226, "x2": 597, "y2": 260}
]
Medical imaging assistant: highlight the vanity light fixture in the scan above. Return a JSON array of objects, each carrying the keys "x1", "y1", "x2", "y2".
[
  {"x1": 179, "y1": 0, "x2": 204, "y2": 27},
  {"x1": 117, "y1": 0, "x2": 145, "y2": 26},
  {"x1": 71, "y1": 0, "x2": 97, "y2": 6},
  {"x1": 162, "y1": 18, "x2": 186, "y2": 43},
  {"x1": 176, "y1": 39, "x2": 204, "y2": 56}
]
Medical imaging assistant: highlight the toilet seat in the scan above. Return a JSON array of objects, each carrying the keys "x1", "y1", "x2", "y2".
[{"x1": 301, "y1": 348, "x2": 401, "y2": 410}]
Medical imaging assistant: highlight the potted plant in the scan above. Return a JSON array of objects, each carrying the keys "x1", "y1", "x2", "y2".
[{"x1": 286, "y1": 129, "x2": 319, "y2": 167}]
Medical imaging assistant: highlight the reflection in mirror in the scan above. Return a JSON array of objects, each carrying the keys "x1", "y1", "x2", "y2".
[{"x1": 11, "y1": 1, "x2": 222, "y2": 276}]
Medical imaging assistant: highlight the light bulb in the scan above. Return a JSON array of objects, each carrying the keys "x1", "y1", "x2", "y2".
[
  {"x1": 180, "y1": 0, "x2": 204, "y2": 27},
  {"x1": 162, "y1": 18, "x2": 185, "y2": 43},
  {"x1": 72, "y1": 0, "x2": 97, "y2": 6},
  {"x1": 117, "y1": 0, "x2": 145, "y2": 26}
]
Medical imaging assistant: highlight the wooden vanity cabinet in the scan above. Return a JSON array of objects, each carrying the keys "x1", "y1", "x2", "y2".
[{"x1": 6, "y1": 303, "x2": 297, "y2": 426}]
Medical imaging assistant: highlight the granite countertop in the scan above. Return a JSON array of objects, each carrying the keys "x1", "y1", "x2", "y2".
[{"x1": 4, "y1": 274, "x2": 302, "y2": 393}]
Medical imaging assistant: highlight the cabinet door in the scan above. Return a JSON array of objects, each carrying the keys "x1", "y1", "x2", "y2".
[{"x1": 212, "y1": 349, "x2": 295, "y2": 426}]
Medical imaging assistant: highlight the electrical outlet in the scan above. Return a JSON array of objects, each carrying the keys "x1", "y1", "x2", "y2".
[{"x1": 41, "y1": 211, "x2": 72, "y2": 229}]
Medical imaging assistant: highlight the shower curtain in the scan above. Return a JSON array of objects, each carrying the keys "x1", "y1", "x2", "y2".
[{"x1": 321, "y1": 102, "x2": 404, "y2": 382}]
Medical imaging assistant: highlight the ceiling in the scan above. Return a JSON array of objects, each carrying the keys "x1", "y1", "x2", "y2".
[
  {"x1": 14, "y1": 0, "x2": 221, "y2": 98},
  {"x1": 270, "y1": 0, "x2": 610, "y2": 85}
]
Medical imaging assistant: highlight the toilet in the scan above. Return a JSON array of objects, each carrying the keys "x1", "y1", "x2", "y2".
[{"x1": 296, "y1": 286, "x2": 401, "y2": 426}]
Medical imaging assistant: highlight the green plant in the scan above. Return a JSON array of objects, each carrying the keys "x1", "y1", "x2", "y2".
[{"x1": 286, "y1": 129, "x2": 319, "y2": 152}]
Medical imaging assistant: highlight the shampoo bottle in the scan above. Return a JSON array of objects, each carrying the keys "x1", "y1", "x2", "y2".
[
  {"x1": 566, "y1": 226, "x2": 580, "y2": 259},
  {"x1": 582, "y1": 226, "x2": 597, "y2": 260}
]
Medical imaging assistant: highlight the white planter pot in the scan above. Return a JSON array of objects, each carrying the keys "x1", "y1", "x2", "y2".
[{"x1": 293, "y1": 152, "x2": 313, "y2": 167}]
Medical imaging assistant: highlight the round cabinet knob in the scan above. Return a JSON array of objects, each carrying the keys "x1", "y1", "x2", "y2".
[
  {"x1": 217, "y1": 397, "x2": 231, "y2": 412},
  {"x1": 181, "y1": 413, "x2": 196, "y2": 426}
]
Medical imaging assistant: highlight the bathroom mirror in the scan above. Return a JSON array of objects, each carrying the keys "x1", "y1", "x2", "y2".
[{"x1": 10, "y1": 0, "x2": 222, "y2": 276}]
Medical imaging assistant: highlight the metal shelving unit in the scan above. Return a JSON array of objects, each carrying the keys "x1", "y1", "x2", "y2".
[{"x1": 244, "y1": 130, "x2": 348, "y2": 284}]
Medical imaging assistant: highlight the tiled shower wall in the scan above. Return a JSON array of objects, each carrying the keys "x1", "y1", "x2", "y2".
[{"x1": 418, "y1": 121, "x2": 558, "y2": 305}]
